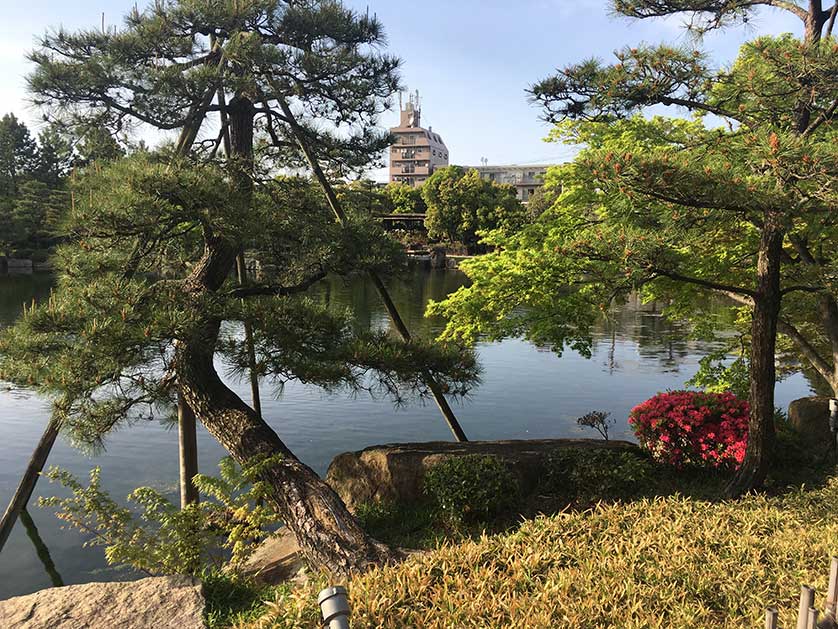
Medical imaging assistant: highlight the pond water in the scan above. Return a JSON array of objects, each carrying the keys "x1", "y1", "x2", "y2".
[{"x1": 0, "y1": 267, "x2": 813, "y2": 598}]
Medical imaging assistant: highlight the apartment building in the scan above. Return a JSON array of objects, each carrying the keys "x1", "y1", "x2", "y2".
[
  {"x1": 469, "y1": 164, "x2": 552, "y2": 202},
  {"x1": 389, "y1": 91, "x2": 449, "y2": 187}
]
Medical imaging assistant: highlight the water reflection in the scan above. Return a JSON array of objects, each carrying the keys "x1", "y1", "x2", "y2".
[{"x1": 19, "y1": 509, "x2": 63, "y2": 587}]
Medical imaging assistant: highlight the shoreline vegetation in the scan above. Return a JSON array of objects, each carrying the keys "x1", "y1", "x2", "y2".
[{"x1": 204, "y1": 421, "x2": 834, "y2": 628}]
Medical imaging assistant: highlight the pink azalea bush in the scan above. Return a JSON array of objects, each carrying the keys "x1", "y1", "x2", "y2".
[{"x1": 629, "y1": 391, "x2": 749, "y2": 469}]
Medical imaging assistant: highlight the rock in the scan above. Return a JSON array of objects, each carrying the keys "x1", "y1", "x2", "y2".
[
  {"x1": 789, "y1": 397, "x2": 835, "y2": 448},
  {"x1": 0, "y1": 575, "x2": 204, "y2": 629},
  {"x1": 238, "y1": 527, "x2": 304, "y2": 585},
  {"x1": 429, "y1": 247, "x2": 447, "y2": 269},
  {"x1": 326, "y1": 438, "x2": 638, "y2": 511}
]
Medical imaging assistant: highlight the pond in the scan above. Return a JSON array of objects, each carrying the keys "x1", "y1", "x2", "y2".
[{"x1": 0, "y1": 266, "x2": 813, "y2": 598}]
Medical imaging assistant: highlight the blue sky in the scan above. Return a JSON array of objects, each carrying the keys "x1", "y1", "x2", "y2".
[{"x1": 0, "y1": 0, "x2": 802, "y2": 178}]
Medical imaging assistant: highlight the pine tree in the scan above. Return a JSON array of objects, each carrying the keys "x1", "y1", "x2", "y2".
[
  {"x1": 3, "y1": 0, "x2": 478, "y2": 575},
  {"x1": 0, "y1": 113, "x2": 37, "y2": 195}
]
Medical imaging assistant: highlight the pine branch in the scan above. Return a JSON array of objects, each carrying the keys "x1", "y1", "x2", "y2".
[
  {"x1": 777, "y1": 318, "x2": 835, "y2": 382},
  {"x1": 227, "y1": 269, "x2": 327, "y2": 299}
]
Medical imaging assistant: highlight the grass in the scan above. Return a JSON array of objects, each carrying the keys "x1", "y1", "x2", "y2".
[
  {"x1": 212, "y1": 428, "x2": 837, "y2": 628},
  {"x1": 202, "y1": 572, "x2": 290, "y2": 629},
  {"x1": 243, "y1": 479, "x2": 838, "y2": 628}
]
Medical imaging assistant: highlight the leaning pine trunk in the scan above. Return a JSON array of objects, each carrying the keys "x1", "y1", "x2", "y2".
[
  {"x1": 170, "y1": 95, "x2": 394, "y2": 575},
  {"x1": 727, "y1": 219, "x2": 784, "y2": 497},
  {"x1": 175, "y1": 319, "x2": 393, "y2": 575}
]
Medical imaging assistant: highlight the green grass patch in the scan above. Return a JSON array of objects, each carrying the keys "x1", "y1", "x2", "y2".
[{"x1": 202, "y1": 571, "x2": 287, "y2": 629}]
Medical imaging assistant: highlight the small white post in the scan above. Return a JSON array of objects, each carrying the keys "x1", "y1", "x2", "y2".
[
  {"x1": 799, "y1": 586, "x2": 816, "y2": 629},
  {"x1": 827, "y1": 556, "x2": 838, "y2": 617}
]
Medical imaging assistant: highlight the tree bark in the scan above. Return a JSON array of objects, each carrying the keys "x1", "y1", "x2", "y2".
[
  {"x1": 174, "y1": 311, "x2": 394, "y2": 575},
  {"x1": 727, "y1": 218, "x2": 784, "y2": 496}
]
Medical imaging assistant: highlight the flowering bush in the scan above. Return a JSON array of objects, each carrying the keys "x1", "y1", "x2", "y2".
[{"x1": 629, "y1": 391, "x2": 749, "y2": 469}]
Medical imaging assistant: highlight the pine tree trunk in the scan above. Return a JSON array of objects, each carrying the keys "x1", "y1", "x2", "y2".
[
  {"x1": 726, "y1": 219, "x2": 783, "y2": 497},
  {"x1": 171, "y1": 96, "x2": 395, "y2": 575},
  {"x1": 174, "y1": 295, "x2": 394, "y2": 575}
]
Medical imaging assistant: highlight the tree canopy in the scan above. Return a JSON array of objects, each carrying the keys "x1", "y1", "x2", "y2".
[
  {"x1": 432, "y1": 0, "x2": 838, "y2": 494},
  {"x1": 422, "y1": 166, "x2": 527, "y2": 252}
]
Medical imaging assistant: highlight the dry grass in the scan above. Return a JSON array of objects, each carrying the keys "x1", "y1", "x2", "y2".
[{"x1": 241, "y1": 478, "x2": 838, "y2": 628}]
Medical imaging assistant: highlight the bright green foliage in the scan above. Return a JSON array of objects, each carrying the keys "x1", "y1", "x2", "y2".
[
  {"x1": 38, "y1": 456, "x2": 280, "y2": 576},
  {"x1": 384, "y1": 182, "x2": 427, "y2": 214},
  {"x1": 433, "y1": 33, "x2": 838, "y2": 392},
  {"x1": 422, "y1": 166, "x2": 527, "y2": 251},
  {"x1": 424, "y1": 455, "x2": 520, "y2": 527}
]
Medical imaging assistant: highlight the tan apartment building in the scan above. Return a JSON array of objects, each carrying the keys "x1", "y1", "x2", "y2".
[
  {"x1": 468, "y1": 164, "x2": 552, "y2": 202},
  {"x1": 389, "y1": 91, "x2": 449, "y2": 187}
]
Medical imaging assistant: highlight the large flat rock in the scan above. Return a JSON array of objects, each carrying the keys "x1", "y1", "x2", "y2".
[
  {"x1": 326, "y1": 438, "x2": 638, "y2": 510},
  {"x1": 0, "y1": 575, "x2": 204, "y2": 629}
]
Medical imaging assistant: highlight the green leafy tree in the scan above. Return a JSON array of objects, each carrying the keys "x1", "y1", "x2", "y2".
[
  {"x1": 384, "y1": 181, "x2": 427, "y2": 214},
  {"x1": 75, "y1": 127, "x2": 125, "y2": 166},
  {"x1": 0, "y1": 113, "x2": 37, "y2": 195},
  {"x1": 2, "y1": 0, "x2": 478, "y2": 575},
  {"x1": 423, "y1": 166, "x2": 527, "y2": 252},
  {"x1": 431, "y1": 1, "x2": 838, "y2": 495}
]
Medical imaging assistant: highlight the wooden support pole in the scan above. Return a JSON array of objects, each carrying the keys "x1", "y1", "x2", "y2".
[
  {"x1": 236, "y1": 252, "x2": 262, "y2": 420},
  {"x1": 0, "y1": 417, "x2": 61, "y2": 554},
  {"x1": 766, "y1": 607, "x2": 779, "y2": 629},
  {"x1": 275, "y1": 94, "x2": 469, "y2": 442},
  {"x1": 799, "y1": 586, "x2": 816, "y2": 629},
  {"x1": 178, "y1": 395, "x2": 199, "y2": 507}
]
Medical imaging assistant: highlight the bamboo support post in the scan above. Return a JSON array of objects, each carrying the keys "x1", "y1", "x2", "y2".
[
  {"x1": 799, "y1": 586, "x2": 816, "y2": 629},
  {"x1": 0, "y1": 417, "x2": 61, "y2": 554},
  {"x1": 766, "y1": 607, "x2": 779, "y2": 629},
  {"x1": 236, "y1": 252, "x2": 262, "y2": 420},
  {"x1": 827, "y1": 556, "x2": 838, "y2": 618},
  {"x1": 275, "y1": 94, "x2": 469, "y2": 442},
  {"x1": 178, "y1": 396, "x2": 199, "y2": 507}
]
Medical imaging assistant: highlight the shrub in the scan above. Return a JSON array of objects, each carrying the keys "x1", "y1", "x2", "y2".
[
  {"x1": 543, "y1": 448, "x2": 653, "y2": 502},
  {"x1": 423, "y1": 455, "x2": 520, "y2": 526},
  {"x1": 629, "y1": 390, "x2": 749, "y2": 469},
  {"x1": 38, "y1": 456, "x2": 280, "y2": 576},
  {"x1": 252, "y1": 479, "x2": 838, "y2": 629}
]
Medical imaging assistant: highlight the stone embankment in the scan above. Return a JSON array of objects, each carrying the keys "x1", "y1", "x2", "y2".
[
  {"x1": 0, "y1": 575, "x2": 205, "y2": 629},
  {"x1": 326, "y1": 438, "x2": 638, "y2": 510}
]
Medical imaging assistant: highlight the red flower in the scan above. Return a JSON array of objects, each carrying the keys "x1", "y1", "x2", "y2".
[{"x1": 629, "y1": 391, "x2": 749, "y2": 470}]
